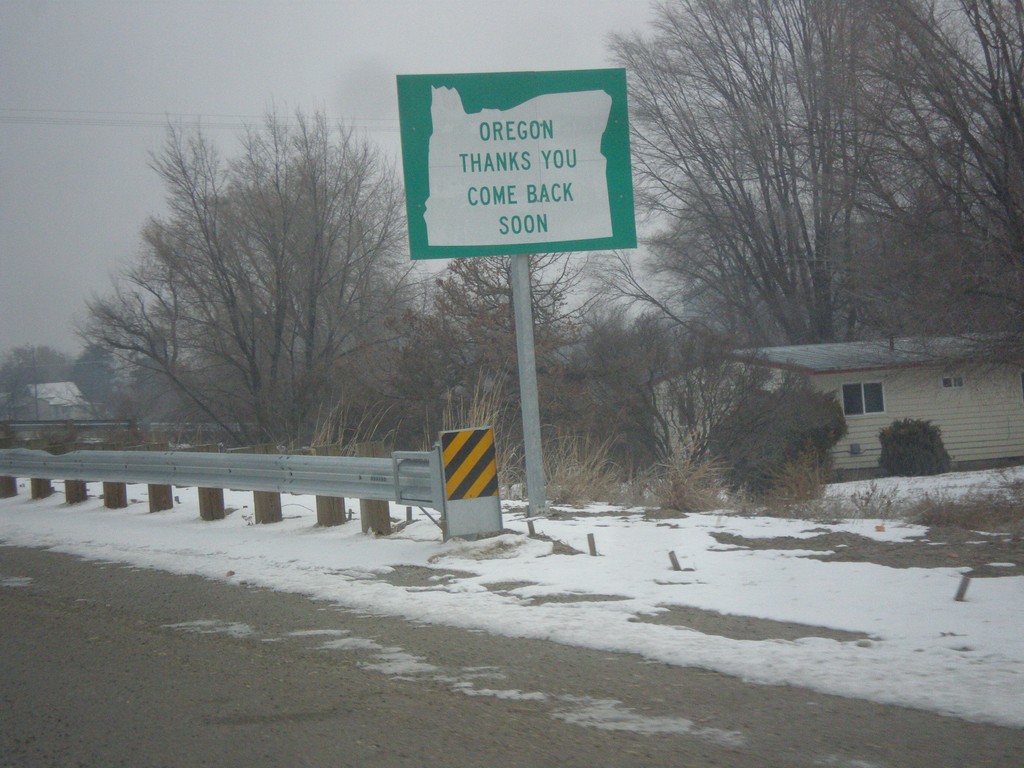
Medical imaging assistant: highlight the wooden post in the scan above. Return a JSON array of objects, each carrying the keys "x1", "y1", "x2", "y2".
[
  {"x1": 355, "y1": 441, "x2": 391, "y2": 535},
  {"x1": 587, "y1": 533, "x2": 598, "y2": 557},
  {"x1": 30, "y1": 478, "x2": 53, "y2": 500},
  {"x1": 65, "y1": 480, "x2": 88, "y2": 505},
  {"x1": 0, "y1": 476, "x2": 16, "y2": 498},
  {"x1": 668, "y1": 551, "x2": 682, "y2": 571},
  {"x1": 253, "y1": 490, "x2": 282, "y2": 524},
  {"x1": 315, "y1": 496, "x2": 346, "y2": 527},
  {"x1": 198, "y1": 487, "x2": 225, "y2": 521},
  {"x1": 148, "y1": 484, "x2": 174, "y2": 513},
  {"x1": 103, "y1": 482, "x2": 128, "y2": 509},
  {"x1": 313, "y1": 444, "x2": 346, "y2": 526},
  {"x1": 955, "y1": 574, "x2": 972, "y2": 602},
  {"x1": 190, "y1": 443, "x2": 226, "y2": 521}
]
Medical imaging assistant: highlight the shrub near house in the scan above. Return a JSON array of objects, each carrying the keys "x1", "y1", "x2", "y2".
[{"x1": 878, "y1": 419, "x2": 951, "y2": 476}]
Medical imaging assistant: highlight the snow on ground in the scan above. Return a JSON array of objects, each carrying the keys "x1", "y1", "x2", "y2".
[{"x1": 1, "y1": 466, "x2": 1022, "y2": 727}]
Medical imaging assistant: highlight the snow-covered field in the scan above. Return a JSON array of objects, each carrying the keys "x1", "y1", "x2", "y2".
[{"x1": 1, "y1": 467, "x2": 1021, "y2": 727}]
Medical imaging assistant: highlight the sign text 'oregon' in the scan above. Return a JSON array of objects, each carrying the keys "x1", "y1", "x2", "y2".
[{"x1": 441, "y1": 427, "x2": 498, "y2": 501}]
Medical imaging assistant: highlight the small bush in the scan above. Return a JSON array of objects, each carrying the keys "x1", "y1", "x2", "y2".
[{"x1": 878, "y1": 419, "x2": 951, "y2": 477}]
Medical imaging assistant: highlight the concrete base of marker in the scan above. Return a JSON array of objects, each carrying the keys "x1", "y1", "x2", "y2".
[
  {"x1": 103, "y1": 482, "x2": 128, "y2": 509},
  {"x1": 316, "y1": 496, "x2": 346, "y2": 526},
  {"x1": 31, "y1": 478, "x2": 53, "y2": 500},
  {"x1": 65, "y1": 479, "x2": 88, "y2": 505},
  {"x1": 148, "y1": 484, "x2": 174, "y2": 513},
  {"x1": 198, "y1": 487, "x2": 225, "y2": 521},
  {"x1": 254, "y1": 490, "x2": 282, "y2": 524},
  {"x1": 1, "y1": 476, "x2": 16, "y2": 498}
]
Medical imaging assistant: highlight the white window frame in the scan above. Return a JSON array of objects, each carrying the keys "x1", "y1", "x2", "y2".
[
  {"x1": 841, "y1": 381, "x2": 885, "y2": 416},
  {"x1": 941, "y1": 374, "x2": 964, "y2": 389}
]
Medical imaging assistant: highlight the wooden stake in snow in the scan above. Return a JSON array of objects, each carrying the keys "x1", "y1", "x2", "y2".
[
  {"x1": 587, "y1": 533, "x2": 597, "y2": 557},
  {"x1": 669, "y1": 551, "x2": 682, "y2": 571},
  {"x1": 955, "y1": 574, "x2": 972, "y2": 602}
]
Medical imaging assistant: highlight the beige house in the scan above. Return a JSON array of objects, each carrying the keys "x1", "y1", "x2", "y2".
[{"x1": 734, "y1": 338, "x2": 1024, "y2": 479}]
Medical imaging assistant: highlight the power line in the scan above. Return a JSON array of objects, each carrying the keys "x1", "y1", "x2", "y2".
[{"x1": 0, "y1": 108, "x2": 401, "y2": 133}]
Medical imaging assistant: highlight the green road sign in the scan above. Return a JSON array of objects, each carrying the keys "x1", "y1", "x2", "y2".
[{"x1": 397, "y1": 69, "x2": 636, "y2": 260}]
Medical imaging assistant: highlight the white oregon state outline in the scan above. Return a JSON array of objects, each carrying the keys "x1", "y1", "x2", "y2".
[{"x1": 424, "y1": 86, "x2": 613, "y2": 247}]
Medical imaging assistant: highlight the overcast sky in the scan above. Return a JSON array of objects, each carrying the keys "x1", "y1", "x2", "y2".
[{"x1": 0, "y1": 0, "x2": 653, "y2": 356}]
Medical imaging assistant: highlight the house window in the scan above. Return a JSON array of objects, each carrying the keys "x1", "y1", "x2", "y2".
[
  {"x1": 942, "y1": 375, "x2": 964, "y2": 389},
  {"x1": 842, "y1": 382, "x2": 884, "y2": 416}
]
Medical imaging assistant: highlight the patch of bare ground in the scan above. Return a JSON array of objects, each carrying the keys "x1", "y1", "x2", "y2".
[
  {"x1": 481, "y1": 580, "x2": 633, "y2": 606},
  {"x1": 522, "y1": 593, "x2": 632, "y2": 606},
  {"x1": 631, "y1": 604, "x2": 870, "y2": 643},
  {"x1": 482, "y1": 580, "x2": 536, "y2": 593},
  {"x1": 379, "y1": 565, "x2": 476, "y2": 588},
  {"x1": 709, "y1": 528, "x2": 1024, "y2": 576}
]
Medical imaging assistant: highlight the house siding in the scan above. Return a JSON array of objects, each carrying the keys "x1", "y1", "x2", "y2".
[{"x1": 810, "y1": 365, "x2": 1024, "y2": 474}]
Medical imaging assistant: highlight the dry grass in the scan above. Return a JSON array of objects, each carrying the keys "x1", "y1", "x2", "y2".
[
  {"x1": 440, "y1": 374, "x2": 508, "y2": 436},
  {"x1": 769, "y1": 455, "x2": 828, "y2": 503},
  {"x1": 907, "y1": 487, "x2": 1024, "y2": 532},
  {"x1": 309, "y1": 401, "x2": 393, "y2": 453},
  {"x1": 766, "y1": 481, "x2": 903, "y2": 522},
  {"x1": 756, "y1": 474, "x2": 1024, "y2": 528},
  {"x1": 543, "y1": 433, "x2": 623, "y2": 505},
  {"x1": 651, "y1": 455, "x2": 728, "y2": 515},
  {"x1": 842, "y1": 482, "x2": 902, "y2": 519}
]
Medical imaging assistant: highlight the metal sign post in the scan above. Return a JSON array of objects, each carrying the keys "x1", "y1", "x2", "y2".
[{"x1": 510, "y1": 254, "x2": 546, "y2": 517}]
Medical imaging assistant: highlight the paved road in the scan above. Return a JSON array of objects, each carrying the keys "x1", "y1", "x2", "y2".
[{"x1": 1, "y1": 545, "x2": 1020, "y2": 767}]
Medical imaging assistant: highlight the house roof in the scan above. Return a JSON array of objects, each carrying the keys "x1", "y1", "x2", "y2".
[
  {"x1": 731, "y1": 337, "x2": 978, "y2": 375},
  {"x1": 33, "y1": 381, "x2": 87, "y2": 407}
]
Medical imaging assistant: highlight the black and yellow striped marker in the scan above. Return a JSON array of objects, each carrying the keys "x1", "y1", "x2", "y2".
[{"x1": 440, "y1": 427, "x2": 498, "y2": 501}]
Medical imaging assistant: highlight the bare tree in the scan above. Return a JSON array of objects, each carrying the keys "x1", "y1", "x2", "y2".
[
  {"x1": 865, "y1": 0, "x2": 1024, "y2": 360},
  {"x1": 85, "y1": 112, "x2": 410, "y2": 443},
  {"x1": 574, "y1": 309, "x2": 682, "y2": 466},
  {"x1": 612, "y1": 0, "x2": 889, "y2": 344},
  {"x1": 386, "y1": 254, "x2": 590, "y2": 450}
]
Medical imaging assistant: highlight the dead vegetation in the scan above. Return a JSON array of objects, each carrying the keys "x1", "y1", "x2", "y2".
[{"x1": 906, "y1": 486, "x2": 1024, "y2": 534}]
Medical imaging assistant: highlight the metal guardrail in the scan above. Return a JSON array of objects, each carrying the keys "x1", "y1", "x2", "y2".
[{"x1": 0, "y1": 448, "x2": 445, "y2": 511}]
